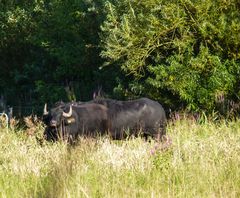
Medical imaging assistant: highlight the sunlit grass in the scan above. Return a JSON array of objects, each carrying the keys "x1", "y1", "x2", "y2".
[{"x1": 0, "y1": 117, "x2": 239, "y2": 197}]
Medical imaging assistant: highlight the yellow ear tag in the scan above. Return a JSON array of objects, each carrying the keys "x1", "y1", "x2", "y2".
[{"x1": 67, "y1": 118, "x2": 75, "y2": 124}]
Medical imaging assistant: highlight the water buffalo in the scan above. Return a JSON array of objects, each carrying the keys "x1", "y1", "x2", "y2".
[
  {"x1": 43, "y1": 98, "x2": 166, "y2": 142},
  {"x1": 93, "y1": 98, "x2": 166, "y2": 140},
  {"x1": 43, "y1": 102, "x2": 109, "y2": 142}
]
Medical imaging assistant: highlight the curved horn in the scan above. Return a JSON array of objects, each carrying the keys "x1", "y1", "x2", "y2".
[
  {"x1": 43, "y1": 103, "x2": 49, "y2": 115},
  {"x1": 63, "y1": 105, "x2": 72, "y2": 117}
]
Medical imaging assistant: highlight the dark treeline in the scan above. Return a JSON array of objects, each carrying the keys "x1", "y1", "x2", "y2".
[{"x1": 0, "y1": 0, "x2": 239, "y2": 117}]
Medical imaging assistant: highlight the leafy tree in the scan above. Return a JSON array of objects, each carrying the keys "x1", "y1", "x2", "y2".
[
  {"x1": 0, "y1": 0, "x2": 39, "y2": 114},
  {"x1": 30, "y1": 0, "x2": 118, "y2": 103},
  {"x1": 101, "y1": 0, "x2": 240, "y2": 112},
  {"x1": 0, "y1": 0, "x2": 119, "y2": 115}
]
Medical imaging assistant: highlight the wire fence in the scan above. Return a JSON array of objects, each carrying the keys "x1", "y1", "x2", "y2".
[
  {"x1": 11, "y1": 106, "x2": 41, "y2": 117},
  {"x1": 0, "y1": 105, "x2": 43, "y2": 119}
]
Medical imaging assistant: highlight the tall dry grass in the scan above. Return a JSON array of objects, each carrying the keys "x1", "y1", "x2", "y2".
[{"x1": 0, "y1": 116, "x2": 239, "y2": 197}]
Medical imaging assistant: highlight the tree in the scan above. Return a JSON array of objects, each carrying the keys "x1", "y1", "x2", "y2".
[
  {"x1": 0, "y1": 0, "x2": 118, "y2": 115},
  {"x1": 0, "y1": 0, "x2": 40, "y2": 115},
  {"x1": 101, "y1": 0, "x2": 240, "y2": 112},
  {"x1": 31, "y1": 0, "x2": 107, "y2": 102}
]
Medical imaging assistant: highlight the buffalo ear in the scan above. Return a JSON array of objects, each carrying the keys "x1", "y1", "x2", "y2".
[{"x1": 65, "y1": 117, "x2": 76, "y2": 125}]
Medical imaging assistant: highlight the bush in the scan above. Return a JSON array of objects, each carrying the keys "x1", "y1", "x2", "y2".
[{"x1": 101, "y1": 0, "x2": 240, "y2": 112}]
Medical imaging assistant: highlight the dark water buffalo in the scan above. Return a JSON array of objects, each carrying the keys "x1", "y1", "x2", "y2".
[
  {"x1": 43, "y1": 102, "x2": 108, "y2": 142},
  {"x1": 93, "y1": 98, "x2": 166, "y2": 140},
  {"x1": 43, "y1": 98, "x2": 166, "y2": 142}
]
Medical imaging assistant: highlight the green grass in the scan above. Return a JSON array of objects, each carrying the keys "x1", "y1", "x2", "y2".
[{"x1": 0, "y1": 118, "x2": 239, "y2": 198}]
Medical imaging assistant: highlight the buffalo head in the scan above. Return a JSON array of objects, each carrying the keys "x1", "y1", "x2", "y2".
[{"x1": 43, "y1": 103, "x2": 76, "y2": 141}]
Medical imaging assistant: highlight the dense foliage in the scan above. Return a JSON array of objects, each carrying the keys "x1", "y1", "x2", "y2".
[
  {"x1": 0, "y1": 0, "x2": 118, "y2": 115},
  {"x1": 101, "y1": 0, "x2": 240, "y2": 112},
  {"x1": 0, "y1": 0, "x2": 239, "y2": 116}
]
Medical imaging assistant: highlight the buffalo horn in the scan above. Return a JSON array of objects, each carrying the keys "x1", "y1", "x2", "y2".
[
  {"x1": 63, "y1": 105, "x2": 72, "y2": 117},
  {"x1": 43, "y1": 103, "x2": 49, "y2": 115}
]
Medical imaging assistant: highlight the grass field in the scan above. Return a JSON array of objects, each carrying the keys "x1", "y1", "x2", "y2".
[{"x1": 0, "y1": 117, "x2": 239, "y2": 198}]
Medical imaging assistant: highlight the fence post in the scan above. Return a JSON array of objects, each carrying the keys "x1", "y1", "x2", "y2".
[{"x1": 0, "y1": 112, "x2": 9, "y2": 130}]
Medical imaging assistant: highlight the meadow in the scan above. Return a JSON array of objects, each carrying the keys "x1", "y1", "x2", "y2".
[{"x1": 0, "y1": 116, "x2": 239, "y2": 198}]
